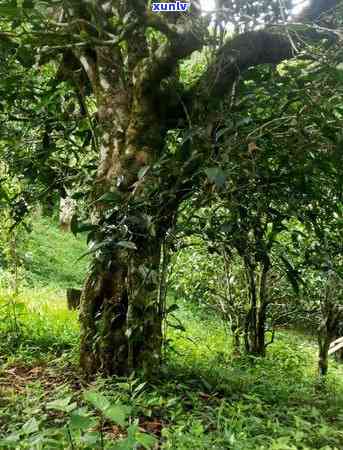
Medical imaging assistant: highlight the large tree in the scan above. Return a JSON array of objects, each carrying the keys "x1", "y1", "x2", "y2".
[{"x1": 0, "y1": 0, "x2": 341, "y2": 377}]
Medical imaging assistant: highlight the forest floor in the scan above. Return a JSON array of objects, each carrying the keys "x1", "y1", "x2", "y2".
[{"x1": 0, "y1": 219, "x2": 343, "y2": 449}]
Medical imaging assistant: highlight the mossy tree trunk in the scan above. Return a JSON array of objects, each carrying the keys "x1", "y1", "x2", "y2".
[
  {"x1": 77, "y1": 96, "x2": 166, "y2": 376},
  {"x1": 79, "y1": 241, "x2": 163, "y2": 377},
  {"x1": 77, "y1": 41, "x2": 174, "y2": 377}
]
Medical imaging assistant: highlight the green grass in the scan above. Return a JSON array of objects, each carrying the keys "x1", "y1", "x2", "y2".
[
  {"x1": 23, "y1": 216, "x2": 89, "y2": 289},
  {"x1": 0, "y1": 217, "x2": 343, "y2": 449},
  {"x1": 0, "y1": 292, "x2": 342, "y2": 449},
  {"x1": 0, "y1": 289, "x2": 79, "y2": 365}
]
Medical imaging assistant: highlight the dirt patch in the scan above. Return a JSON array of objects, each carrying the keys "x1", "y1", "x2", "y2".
[{"x1": 0, "y1": 362, "x2": 82, "y2": 396}]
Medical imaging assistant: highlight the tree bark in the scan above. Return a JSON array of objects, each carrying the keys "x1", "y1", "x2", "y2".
[
  {"x1": 59, "y1": 196, "x2": 76, "y2": 232},
  {"x1": 244, "y1": 264, "x2": 258, "y2": 354},
  {"x1": 79, "y1": 240, "x2": 164, "y2": 377},
  {"x1": 244, "y1": 262, "x2": 269, "y2": 356},
  {"x1": 333, "y1": 322, "x2": 343, "y2": 363},
  {"x1": 231, "y1": 321, "x2": 241, "y2": 356},
  {"x1": 318, "y1": 307, "x2": 340, "y2": 377},
  {"x1": 126, "y1": 244, "x2": 164, "y2": 374},
  {"x1": 76, "y1": 36, "x2": 170, "y2": 377},
  {"x1": 318, "y1": 326, "x2": 331, "y2": 377},
  {"x1": 245, "y1": 306, "x2": 267, "y2": 356},
  {"x1": 79, "y1": 266, "x2": 128, "y2": 376}
]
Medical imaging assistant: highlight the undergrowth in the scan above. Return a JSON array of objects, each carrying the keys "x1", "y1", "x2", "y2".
[
  {"x1": 0, "y1": 218, "x2": 342, "y2": 449},
  {"x1": 0, "y1": 292, "x2": 342, "y2": 449}
]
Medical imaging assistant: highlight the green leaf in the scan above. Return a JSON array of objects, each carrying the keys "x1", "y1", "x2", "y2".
[
  {"x1": 80, "y1": 431, "x2": 100, "y2": 446},
  {"x1": 96, "y1": 191, "x2": 122, "y2": 204},
  {"x1": 69, "y1": 410, "x2": 95, "y2": 431},
  {"x1": 168, "y1": 322, "x2": 186, "y2": 332},
  {"x1": 0, "y1": 432, "x2": 21, "y2": 445},
  {"x1": 132, "y1": 382, "x2": 147, "y2": 398},
  {"x1": 116, "y1": 241, "x2": 137, "y2": 250},
  {"x1": 70, "y1": 216, "x2": 95, "y2": 237},
  {"x1": 84, "y1": 391, "x2": 129, "y2": 427},
  {"x1": 16, "y1": 46, "x2": 35, "y2": 68},
  {"x1": 46, "y1": 396, "x2": 76, "y2": 412},
  {"x1": 84, "y1": 390, "x2": 110, "y2": 412},
  {"x1": 22, "y1": 417, "x2": 39, "y2": 435},
  {"x1": 0, "y1": 6, "x2": 19, "y2": 17},
  {"x1": 76, "y1": 222, "x2": 96, "y2": 234},
  {"x1": 84, "y1": 391, "x2": 130, "y2": 427},
  {"x1": 0, "y1": 185, "x2": 10, "y2": 203},
  {"x1": 77, "y1": 241, "x2": 109, "y2": 260},
  {"x1": 71, "y1": 191, "x2": 86, "y2": 200},
  {"x1": 135, "y1": 432, "x2": 158, "y2": 449},
  {"x1": 22, "y1": 0, "x2": 34, "y2": 8},
  {"x1": 102, "y1": 405, "x2": 127, "y2": 427},
  {"x1": 204, "y1": 167, "x2": 226, "y2": 189},
  {"x1": 138, "y1": 165, "x2": 150, "y2": 180}
]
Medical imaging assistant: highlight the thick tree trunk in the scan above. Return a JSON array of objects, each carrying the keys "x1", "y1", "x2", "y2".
[
  {"x1": 79, "y1": 266, "x2": 128, "y2": 376},
  {"x1": 79, "y1": 242, "x2": 164, "y2": 377},
  {"x1": 126, "y1": 244, "x2": 164, "y2": 375},
  {"x1": 76, "y1": 18, "x2": 193, "y2": 376}
]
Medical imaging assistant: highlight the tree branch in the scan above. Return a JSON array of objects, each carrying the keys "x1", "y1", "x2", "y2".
[
  {"x1": 190, "y1": 0, "x2": 342, "y2": 111},
  {"x1": 192, "y1": 30, "x2": 292, "y2": 103},
  {"x1": 296, "y1": 0, "x2": 339, "y2": 22},
  {"x1": 137, "y1": 21, "x2": 204, "y2": 90}
]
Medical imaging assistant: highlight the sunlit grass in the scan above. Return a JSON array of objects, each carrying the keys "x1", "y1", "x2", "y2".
[
  {"x1": 0, "y1": 288, "x2": 79, "y2": 365},
  {"x1": 22, "y1": 216, "x2": 89, "y2": 289}
]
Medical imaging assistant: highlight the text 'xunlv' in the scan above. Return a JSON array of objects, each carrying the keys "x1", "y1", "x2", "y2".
[{"x1": 151, "y1": 2, "x2": 191, "y2": 12}]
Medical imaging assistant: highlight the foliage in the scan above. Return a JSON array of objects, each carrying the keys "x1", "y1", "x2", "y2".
[
  {"x1": 169, "y1": 42, "x2": 343, "y2": 357},
  {"x1": 0, "y1": 382, "x2": 157, "y2": 449},
  {"x1": 1, "y1": 292, "x2": 343, "y2": 449},
  {"x1": 0, "y1": 219, "x2": 342, "y2": 448},
  {"x1": 22, "y1": 216, "x2": 89, "y2": 289}
]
